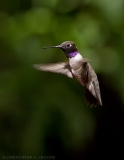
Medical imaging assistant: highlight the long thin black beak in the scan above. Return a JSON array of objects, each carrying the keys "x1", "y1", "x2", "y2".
[{"x1": 42, "y1": 45, "x2": 60, "y2": 49}]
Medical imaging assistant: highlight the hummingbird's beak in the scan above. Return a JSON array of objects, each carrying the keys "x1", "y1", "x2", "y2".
[{"x1": 42, "y1": 45, "x2": 61, "y2": 49}]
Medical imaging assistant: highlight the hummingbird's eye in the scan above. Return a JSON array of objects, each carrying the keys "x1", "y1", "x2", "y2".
[{"x1": 66, "y1": 44, "x2": 71, "y2": 48}]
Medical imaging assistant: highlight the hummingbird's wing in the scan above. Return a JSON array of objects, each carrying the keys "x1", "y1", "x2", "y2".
[
  {"x1": 84, "y1": 63, "x2": 102, "y2": 106},
  {"x1": 72, "y1": 61, "x2": 102, "y2": 107},
  {"x1": 87, "y1": 78, "x2": 102, "y2": 106},
  {"x1": 81, "y1": 62, "x2": 89, "y2": 84},
  {"x1": 80, "y1": 62, "x2": 100, "y2": 107},
  {"x1": 33, "y1": 62, "x2": 73, "y2": 78},
  {"x1": 85, "y1": 88, "x2": 99, "y2": 107}
]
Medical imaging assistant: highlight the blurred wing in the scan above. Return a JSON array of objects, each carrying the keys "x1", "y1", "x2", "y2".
[
  {"x1": 93, "y1": 81, "x2": 102, "y2": 106},
  {"x1": 76, "y1": 61, "x2": 102, "y2": 107},
  {"x1": 85, "y1": 88, "x2": 99, "y2": 107},
  {"x1": 86, "y1": 64, "x2": 102, "y2": 106},
  {"x1": 33, "y1": 62, "x2": 73, "y2": 78},
  {"x1": 81, "y1": 61, "x2": 89, "y2": 85}
]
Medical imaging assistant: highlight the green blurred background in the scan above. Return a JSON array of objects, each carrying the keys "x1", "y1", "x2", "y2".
[{"x1": 0, "y1": 0, "x2": 124, "y2": 159}]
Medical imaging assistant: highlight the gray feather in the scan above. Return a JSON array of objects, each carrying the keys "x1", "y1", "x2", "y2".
[{"x1": 33, "y1": 62, "x2": 73, "y2": 78}]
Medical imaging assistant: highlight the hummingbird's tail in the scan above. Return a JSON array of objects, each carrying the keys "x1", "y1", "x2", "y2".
[{"x1": 85, "y1": 88, "x2": 100, "y2": 107}]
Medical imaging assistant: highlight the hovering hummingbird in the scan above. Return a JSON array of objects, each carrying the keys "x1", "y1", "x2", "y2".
[{"x1": 34, "y1": 41, "x2": 102, "y2": 107}]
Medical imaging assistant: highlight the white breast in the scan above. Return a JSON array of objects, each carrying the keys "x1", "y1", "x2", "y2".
[{"x1": 69, "y1": 53, "x2": 83, "y2": 70}]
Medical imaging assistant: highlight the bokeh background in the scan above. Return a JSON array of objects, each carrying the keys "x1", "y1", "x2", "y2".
[{"x1": 0, "y1": 0, "x2": 124, "y2": 159}]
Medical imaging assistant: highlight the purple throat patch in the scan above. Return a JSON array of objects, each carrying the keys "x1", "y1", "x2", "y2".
[{"x1": 68, "y1": 52, "x2": 78, "y2": 58}]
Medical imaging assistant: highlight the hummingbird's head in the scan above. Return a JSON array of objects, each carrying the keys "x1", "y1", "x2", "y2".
[{"x1": 43, "y1": 41, "x2": 78, "y2": 58}]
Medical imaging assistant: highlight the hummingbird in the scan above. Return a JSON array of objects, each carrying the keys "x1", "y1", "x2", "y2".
[{"x1": 34, "y1": 41, "x2": 102, "y2": 107}]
